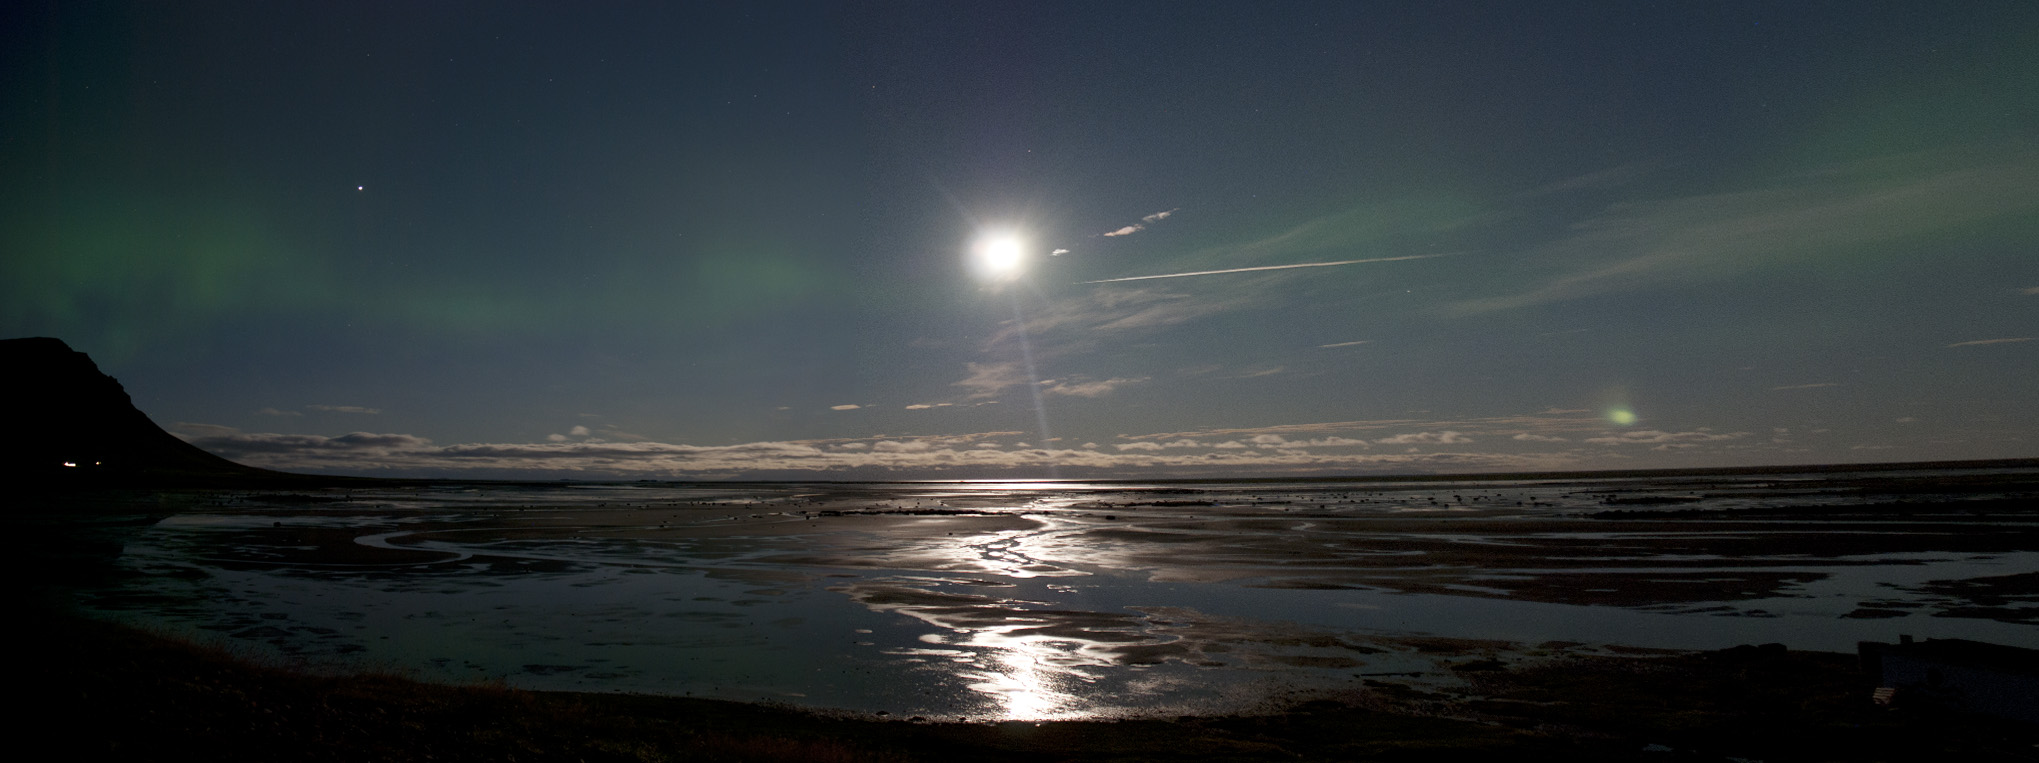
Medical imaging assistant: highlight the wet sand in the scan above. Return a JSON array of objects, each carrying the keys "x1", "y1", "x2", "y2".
[
  {"x1": 26, "y1": 611, "x2": 2039, "y2": 761},
  {"x1": 31, "y1": 464, "x2": 2039, "y2": 721}
]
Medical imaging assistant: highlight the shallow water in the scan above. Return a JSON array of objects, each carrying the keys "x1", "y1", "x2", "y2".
[{"x1": 56, "y1": 467, "x2": 2039, "y2": 720}]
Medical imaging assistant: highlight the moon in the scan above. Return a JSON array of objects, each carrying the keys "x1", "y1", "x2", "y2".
[{"x1": 971, "y1": 232, "x2": 1029, "y2": 281}]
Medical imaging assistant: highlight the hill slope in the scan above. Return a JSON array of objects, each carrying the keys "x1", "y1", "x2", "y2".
[{"x1": 0, "y1": 337, "x2": 274, "y2": 484}]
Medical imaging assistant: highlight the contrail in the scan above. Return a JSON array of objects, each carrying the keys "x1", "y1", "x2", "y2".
[{"x1": 1077, "y1": 253, "x2": 1452, "y2": 284}]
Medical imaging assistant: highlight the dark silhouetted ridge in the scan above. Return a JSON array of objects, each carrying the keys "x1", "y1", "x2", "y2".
[{"x1": 1, "y1": 337, "x2": 281, "y2": 485}]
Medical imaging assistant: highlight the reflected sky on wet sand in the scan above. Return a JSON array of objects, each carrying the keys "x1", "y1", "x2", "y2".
[{"x1": 70, "y1": 468, "x2": 2039, "y2": 720}]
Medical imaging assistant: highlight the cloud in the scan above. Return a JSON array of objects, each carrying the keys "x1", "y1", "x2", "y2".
[
  {"x1": 307, "y1": 405, "x2": 381, "y2": 414},
  {"x1": 1584, "y1": 430, "x2": 1749, "y2": 445},
  {"x1": 255, "y1": 407, "x2": 302, "y2": 417},
  {"x1": 547, "y1": 425, "x2": 597, "y2": 442},
  {"x1": 1099, "y1": 209, "x2": 1179, "y2": 238},
  {"x1": 1517, "y1": 163, "x2": 1652, "y2": 198},
  {"x1": 1042, "y1": 377, "x2": 1146, "y2": 398},
  {"x1": 1375, "y1": 431, "x2": 1472, "y2": 445},
  {"x1": 830, "y1": 404, "x2": 863, "y2": 411},
  {"x1": 1318, "y1": 340, "x2": 1370, "y2": 348},
  {"x1": 905, "y1": 403, "x2": 953, "y2": 410},
  {"x1": 953, "y1": 361, "x2": 1028, "y2": 400},
  {"x1": 984, "y1": 287, "x2": 1253, "y2": 353},
  {"x1": 1079, "y1": 253, "x2": 1453, "y2": 284},
  {"x1": 1297, "y1": 436, "x2": 1370, "y2": 447},
  {"x1": 871, "y1": 440, "x2": 932, "y2": 453},
  {"x1": 1051, "y1": 249, "x2": 1069, "y2": 256},
  {"x1": 1946, "y1": 337, "x2": 2031, "y2": 348},
  {"x1": 1512, "y1": 433, "x2": 1569, "y2": 442},
  {"x1": 1449, "y1": 147, "x2": 2039, "y2": 315},
  {"x1": 1135, "y1": 411, "x2": 1603, "y2": 443},
  {"x1": 173, "y1": 422, "x2": 241, "y2": 437},
  {"x1": 182, "y1": 429, "x2": 433, "y2": 457},
  {"x1": 168, "y1": 408, "x2": 1643, "y2": 480},
  {"x1": 2021, "y1": 286, "x2": 2039, "y2": 295},
  {"x1": 1772, "y1": 383, "x2": 1840, "y2": 390}
]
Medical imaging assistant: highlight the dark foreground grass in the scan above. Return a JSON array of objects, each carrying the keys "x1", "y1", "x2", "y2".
[{"x1": 24, "y1": 612, "x2": 2036, "y2": 762}]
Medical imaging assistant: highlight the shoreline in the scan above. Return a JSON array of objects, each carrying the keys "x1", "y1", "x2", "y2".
[{"x1": 27, "y1": 609, "x2": 2036, "y2": 761}]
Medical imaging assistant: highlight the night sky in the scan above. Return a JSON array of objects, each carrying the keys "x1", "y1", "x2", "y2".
[{"x1": 5, "y1": 2, "x2": 2035, "y2": 479}]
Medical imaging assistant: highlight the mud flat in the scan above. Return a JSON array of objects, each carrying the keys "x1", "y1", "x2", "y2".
[{"x1": 26, "y1": 463, "x2": 2039, "y2": 723}]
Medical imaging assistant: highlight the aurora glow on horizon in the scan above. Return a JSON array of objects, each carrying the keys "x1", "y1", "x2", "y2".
[{"x1": 2, "y1": 2, "x2": 2034, "y2": 480}]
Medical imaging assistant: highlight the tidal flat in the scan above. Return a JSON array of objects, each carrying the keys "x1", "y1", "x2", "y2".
[{"x1": 32, "y1": 464, "x2": 2039, "y2": 723}]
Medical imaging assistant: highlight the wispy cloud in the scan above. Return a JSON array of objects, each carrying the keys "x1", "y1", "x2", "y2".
[
  {"x1": 255, "y1": 407, "x2": 302, "y2": 417},
  {"x1": 830, "y1": 404, "x2": 863, "y2": 411},
  {"x1": 1042, "y1": 377, "x2": 1146, "y2": 398},
  {"x1": 1133, "y1": 411, "x2": 1602, "y2": 443},
  {"x1": 180, "y1": 427, "x2": 432, "y2": 458},
  {"x1": 1319, "y1": 340, "x2": 1370, "y2": 348},
  {"x1": 1100, "y1": 209, "x2": 1180, "y2": 238},
  {"x1": 1517, "y1": 162, "x2": 1652, "y2": 198},
  {"x1": 1374, "y1": 431, "x2": 1472, "y2": 445},
  {"x1": 1051, "y1": 248, "x2": 1069, "y2": 256},
  {"x1": 307, "y1": 404, "x2": 381, "y2": 414},
  {"x1": 1946, "y1": 337, "x2": 2031, "y2": 348},
  {"x1": 547, "y1": 424, "x2": 594, "y2": 442},
  {"x1": 1772, "y1": 382, "x2": 1840, "y2": 390},
  {"x1": 177, "y1": 423, "x2": 1569, "y2": 479},
  {"x1": 1448, "y1": 147, "x2": 2039, "y2": 315},
  {"x1": 984, "y1": 286, "x2": 1252, "y2": 353},
  {"x1": 953, "y1": 361, "x2": 1028, "y2": 400},
  {"x1": 2021, "y1": 286, "x2": 2039, "y2": 295},
  {"x1": 1584, "y1": 430, "x2": 1748, "y2": 445},
  {"x1": 1079, "y1": 253, "x2": 1452, "y2": 285}
]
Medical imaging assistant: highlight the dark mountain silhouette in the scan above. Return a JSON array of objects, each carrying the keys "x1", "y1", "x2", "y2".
[{"x1": 1, "y1": 337, "x2": 281, "y2": 485}]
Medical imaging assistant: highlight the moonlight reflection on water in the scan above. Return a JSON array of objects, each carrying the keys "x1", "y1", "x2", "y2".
[{"x1": 60, "y1": 468, "x2": 2039, "y2": 720}]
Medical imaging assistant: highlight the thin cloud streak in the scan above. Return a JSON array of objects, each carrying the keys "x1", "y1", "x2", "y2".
[
  {"x1": 1448, "y1": 148, "x2": 2039, "y2": 316},
  {"x1": 1078, "y1": 253, "x2": 1453, "y2": 284},
  {"x1": 1946, "y1": 337, "x2": 2031, "y2": 347}
]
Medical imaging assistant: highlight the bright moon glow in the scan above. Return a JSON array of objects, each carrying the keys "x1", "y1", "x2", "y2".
[
  {"x1": 1609, "y1": 408, "x2": 1638, "y2": 426},
  {"x1": 972, "y1": 233, "x2": 1028, "y2": 280}
]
